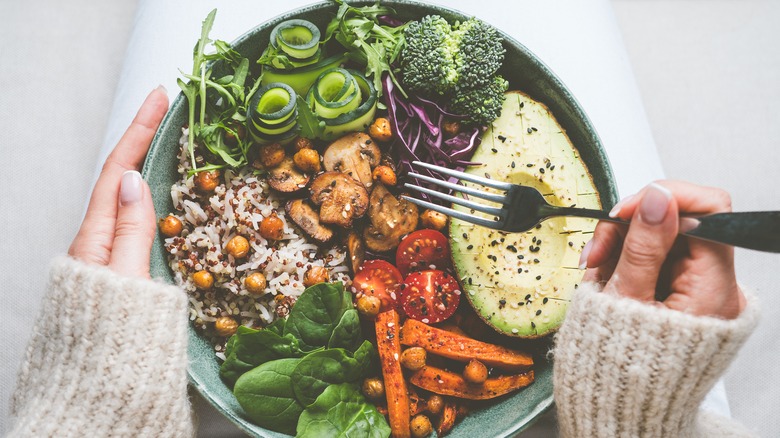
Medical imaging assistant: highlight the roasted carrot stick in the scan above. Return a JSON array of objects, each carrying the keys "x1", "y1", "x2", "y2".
[
  {"x1": 400, "y1": 319, "x2": 533, "y2": 372},
  {"x1": 376, "y1": 309, "x2": 411, "y2": 438},
  {"x1": 409, "y1": 365, "x2": 535, "y2": 400}
]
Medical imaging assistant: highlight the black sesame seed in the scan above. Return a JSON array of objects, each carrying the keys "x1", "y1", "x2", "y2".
[
  {"x1": 533, "y1": 258, "x2": 540, "y2": 264},
  {"x1": 467, "y1": 244, "x2": 474, "y2": 250},
  {"x1": 525, "y1": 294, "x2": 531, "y2": 300},
  {"x1": 491, "y1": 148, "x2": 498, "y2": 153},
  {"x1": 531, "y1": 322, "x2": 536, "y2": 328},
  {"x1": 543, "y1": 297, "x2": 549, "y2": 304},
  {"x1": 511, "y1": 161, "x2": 516, "y2": 168},
  {"x1": 550, "y1": 165, "x2": 555, "y2": 170},
  {"x1": 539, "y1": 168, "x2": 545, "y2": 174},
  {"x1": 497, "y1": 135, "x2": 507, "y2": 142},
  {"x1": 517, "y1": 254, "x2": 524, "y2": 260},
  {"x1": 536, "y1": 309, "x2": 542, "y2": 316},
  {"x1": 536, "y1": 224, "x2": 542, "y2": 229},
  {"x1": 520, "y1": 102, "x2": 525, "y2": 108},
  {"x1": 536, "y1": 275, "x2": 542, "y2": 280},
  {"x1": 519, "y1": 301, "x2": 524, "y2": 306},
  {"x1": 463, "y1": 233, "x2": 469, "y2": 239},
  {"x1": 517, "y1": 268, "x2": 522, "y2": 273},
  {"x1": 485, "y1": 172, "x2": 491, "y2": 179},
  {"x1": 507, "y1": 245, "x2": 517, "y2": 253},
  {"x1": 499, "y1": 299, "x2": 506, "y2": 305},
  {"x1": 546, "y1": 161, "x2": 551, "y2": 169},
  {"x1": 532, "y1": 236, "x2": 537, "y2": 243},
  {"x1": 527, "y1": 127, "x2": 533, "y2": 134},
  {"x1": 532, "y1": 127, "x2": 538, "y2": 132},
  {"x1": 526, "y1": 163, "x2": 534, "y2": 168},
  {"x1": 468, "y1": 278, "x2": 473, "y2": 285}
]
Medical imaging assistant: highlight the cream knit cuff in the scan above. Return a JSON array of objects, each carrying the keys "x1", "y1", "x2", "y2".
[
  {"x1": 9, "y1": 256, "x2": 194, "y2": 437},
  {"x1": 553, "y1": 282, "x2": 759, "y2": 438}
]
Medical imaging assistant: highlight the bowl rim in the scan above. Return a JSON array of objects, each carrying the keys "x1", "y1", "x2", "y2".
[{"x1": 143, "y1": 1, "x2": 617, "y2": 436}]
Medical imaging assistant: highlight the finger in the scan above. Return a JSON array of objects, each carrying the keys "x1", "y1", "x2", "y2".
[
  {"x1": 609, "y1": 180, "x2": 732, "y2": 218},
  {"x1": 109, "y1": 171, "x2": 157, "y2": 278},
  {"x1": 69, "y1": 87, "x2": 169, "y2": 265},
  {"x1": 606, "y1": 183, "x2": 679, "y2": 301},
  {"x1": 581, "y1": 221, "x2": 627, "y2": 269}
]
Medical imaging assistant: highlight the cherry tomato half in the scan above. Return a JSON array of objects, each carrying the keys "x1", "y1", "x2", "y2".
[
  {"x1": 352, "y1": 260, "x2": 403, "y2": 312},
  {"x1": 400, "y1": 270, "x2": 461, "y2": 324},
  {"x1": 395, "y1": 229, "x2": 451, "y2": 277}
]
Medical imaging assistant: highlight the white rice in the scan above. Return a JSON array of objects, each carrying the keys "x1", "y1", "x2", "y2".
[{"x1": 164, "y1": 129, "x2": 351, "y2": 348}]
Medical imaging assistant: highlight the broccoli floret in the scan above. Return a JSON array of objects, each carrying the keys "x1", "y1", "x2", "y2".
[
  {"x1": 449, "y1": 75, "x2": 509, "y2": 126},
  {"x1": 452, "y1": 18, "x2": 505, "y2": 89},
  {"x1": 401, "y1": 15, "x2": 458, "y2": 96}
]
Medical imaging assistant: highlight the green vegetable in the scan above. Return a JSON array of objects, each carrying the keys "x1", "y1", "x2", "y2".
[
  {"x1": 324, "y1": 0, "x2": 408, "y2": 99},
  {"x1": 233, "y1": 358, "x2": 304, "y2": 435},
  {"x1": 400, "y1": 15, "x2": 507, "y2": 125},
  {"x1": 220, "y1": 325, "x2": 305, "y2": 387},
  {"x1": 246, "y1": 82, "x2": 301, "y2": 144},
  {"x1": 291, "y1": 341, "x2": 375, "y2": 407},
  {"x1": 450, "y1": 75, "x2": 509, "y2": 127},
  {"x1": 283, "y1": 282, "x2": 354, "y2": 352},
  {"x1": 328, "y1": 309, "x2": 362, "y2": 351},
  {"x1": 178, "y1": 9, "x2": 255, "y2": 172},
  {"x1": 303, "y1": 69, "x2": 378, "y2": 141},
  {"x1": 260, "y1": 53, "x2": 347, "y2": 97},
  {"x1": 275, "y1": 19, "x2": 322, "y2": 59},
  {"x1": 296, "y1": 383, "x2": 391, "y2": 438}
]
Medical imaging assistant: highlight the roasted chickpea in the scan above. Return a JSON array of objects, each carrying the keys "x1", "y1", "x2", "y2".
[
  {"x1": 442, "y1": 119, "x2": 462, "y2": 139},
  {"x1": 420, "y1": 209, "x2": 448, "y2": 231},
  {"x1": 259, "y1": 213, "x2": 284, "y2": 240},
  {"x1": 356, "y1": 295, "x2": 381, "y2": 318},
  {"x1": 361, "y1": 377, "x2": 385, "y2": 400},
  {"x1": 426, "y1": 395, "x2": 444, "y2": 415},
  {"x1": 368, "y1": 117, "x2": 393, "y2": 142},
  {"x1": 225, "y1": 235, "x2": 250, "y2": 259},
  {"x1": 194, "y1": 170, "x2": 220, "y2": 193},
  {"x1": 215, "y1": 316, "x2": 238, "y2": 337},
  {"x1": 372, "y1": 165, "x2": 397, "y2": 186},
  {"x1": 303, "y1": 266, "x2": 329, "y2": 287},
  {"x1": 294, "y1": 136, "x2": 314, "y2": 151},
  {"x1": 293, "y1": 148, "x2": 321, "y2": 173},
  {"x1": 463, "y1": 359, "x2": 488, "y2": 384},
  {"x1": 400, "y1": 347, "x2": 427, "y2": 371},
  {"x1": 257, "y1": 142, "x2": 286, "y2": 168},
  {"x1": 410, "y1": 414, "x2": 433, "y2": 438},
  {"x1": 245, "y1": 272, "x2": 267, "y2": 295},
  {"x1": 193, "y1": 270, "x2": 214, "y2": 290},
  {"x1": 159, "y1": 215, "x2": 183, "y2": 237}
]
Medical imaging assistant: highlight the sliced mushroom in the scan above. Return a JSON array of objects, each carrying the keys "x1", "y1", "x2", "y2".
[
  {"x1": 285, "y1": 199, "x2": 334, "y2": 243},
  {"x1": 363, "y1": 183, "x2": 419, "y2": 252},
  {"x1": 322, "y1": 132, "x2": 381, "y2": 188},
  {"x1": 267, "y1": 156, "x2": 311, "y2": 193},
  {"x1": 309, "y1": 171, "x2": 369, "y2": 228},
  {"x1": 345, "y1": 230, "x2": 365, "y2": 273}
]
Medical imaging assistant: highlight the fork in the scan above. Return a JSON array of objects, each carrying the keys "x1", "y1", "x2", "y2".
[{"x1": 401, "y1": 161, "x2": 780, "y2": 253}]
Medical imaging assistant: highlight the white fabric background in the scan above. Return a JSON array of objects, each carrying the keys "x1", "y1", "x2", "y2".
[{"x1": 1, "y1": 0, "x2": 777, "y2": 436}]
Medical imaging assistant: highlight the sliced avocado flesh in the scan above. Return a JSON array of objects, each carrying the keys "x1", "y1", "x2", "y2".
[{"x1": 450, "y1": 91, "x2": 601, "y2": 338}]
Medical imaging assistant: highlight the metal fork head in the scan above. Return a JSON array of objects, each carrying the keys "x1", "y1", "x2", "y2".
[{"x1": 402, "y1": 161, "x2": 551, "y2": 233}]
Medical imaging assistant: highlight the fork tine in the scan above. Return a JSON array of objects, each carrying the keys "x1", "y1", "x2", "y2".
[
  {"x1": 404, "y1": 183, "x2": 504, "y2": 217},
  {"x1": 401, "y1": 196, "x2": 502, "y2": 229},
  {"x1": 407, "y1": 172, "x2": 506, "y2": 204},
  {"x1": 412, "y1": 161, "x2": 512, "y2": 190}
]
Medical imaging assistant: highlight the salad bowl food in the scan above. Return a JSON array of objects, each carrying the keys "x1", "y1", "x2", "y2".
[{"x1": 142, "y1": 1, "x2": 618, "y2": 436}]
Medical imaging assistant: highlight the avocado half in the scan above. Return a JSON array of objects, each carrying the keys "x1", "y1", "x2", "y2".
[{"x1": 450, "y1": 91, "x2": 601, "y2": 339}]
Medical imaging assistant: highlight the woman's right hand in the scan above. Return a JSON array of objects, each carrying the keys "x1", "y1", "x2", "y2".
[{"x1": 582, "y1": 181, "x2": 746, "y2": 319}]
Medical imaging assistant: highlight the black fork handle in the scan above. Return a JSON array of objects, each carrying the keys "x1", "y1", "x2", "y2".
[{"x1": 542, "y1": 205, "x2": 780, "y2": 253}]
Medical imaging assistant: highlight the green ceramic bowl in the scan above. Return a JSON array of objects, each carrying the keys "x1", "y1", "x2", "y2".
[{"x1": 142, "y1": 1, "x2": 618, "y2": 436}]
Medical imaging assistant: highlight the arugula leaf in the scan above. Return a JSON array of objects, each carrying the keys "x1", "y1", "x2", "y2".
[
  {"x1": 296, "y1": 95, "x2": 325, "y2": 139},
  {"x1": 296, "y1": 383, "x2": 390, "y2": 438}
]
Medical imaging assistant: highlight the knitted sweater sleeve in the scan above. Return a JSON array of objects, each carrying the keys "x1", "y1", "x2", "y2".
[
  {"x1": 553, "y1": 282, "x2": 759, "y2": 438},
  {"x1": 8, "y1": 257, "x2": 194, "y2": 437}
]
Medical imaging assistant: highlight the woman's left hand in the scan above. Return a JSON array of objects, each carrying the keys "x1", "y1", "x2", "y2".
[{"x1": 68, "y1": 86, "x2": 169, "y2": 278}]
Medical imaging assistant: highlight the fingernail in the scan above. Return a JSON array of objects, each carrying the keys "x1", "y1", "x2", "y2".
[
  {"x1": 120, "y1": 171, "x2": 143, "y2": 205},
  {"x1": 639, "y1": 183, "x2": 672, "y2": 225},
  {"x1": 609, "y1": 194, "x2": 635, "y2": 218},
  {"x1": 579, "y1": 239, "x2": 593, "y2": 270},
  {"x1": 155, "y1": 84, "x2": 167, "y2": 94}
]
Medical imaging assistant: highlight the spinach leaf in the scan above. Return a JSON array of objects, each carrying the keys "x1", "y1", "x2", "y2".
[
  {"x1": 328, "y1": 308, "x2": 362, "y2": 351},
  {"x1": 296, "y1": 383, "x2": 390, "y2": 438},
  {"x1": 291, "y1": 341, "x2": 375, "y2": 407},
  {"x1": 220, "y1": 325, "x2": 304, "y2": 387},
  {"x1": 296, "y1": 95, "x2": 325, "y2": 140},
  {"x1": 284, "y1": 282, "x2": 353, "y2": 352},
  {"x1": 233, "y1": 358, "x2": 303, "y2": 435}
]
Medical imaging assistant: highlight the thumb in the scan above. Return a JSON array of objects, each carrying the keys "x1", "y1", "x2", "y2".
[
  {"x1": 109, "y1": 170, "x2": 157, "y2": 278},
  {"x1": 606, "y1": 183, "x2": 678, "y2": 301}
]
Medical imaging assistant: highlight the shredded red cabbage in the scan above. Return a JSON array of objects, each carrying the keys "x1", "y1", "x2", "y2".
[{"x1": 382, "y1": 74, "x2": 483, "y2": 204}]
